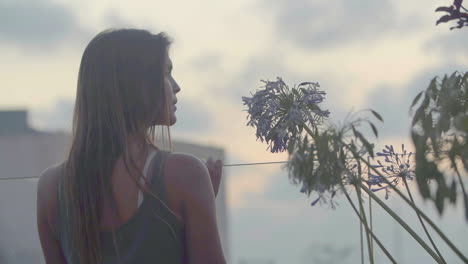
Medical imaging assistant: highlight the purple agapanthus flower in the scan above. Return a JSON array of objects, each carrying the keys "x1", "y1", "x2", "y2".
[
  {"x1": 242, "y1": 77, "x2": 329, "y2": 153},
  {"x1": 368, "y1": 144, "x2": 415, "y2": 199}
]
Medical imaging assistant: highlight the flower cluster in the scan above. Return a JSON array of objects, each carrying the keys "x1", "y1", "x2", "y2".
[
  {"x1": 242, "y1": 78, "x2": 387, "y2": 208},
  {"x1": 242, "y1": 77, "x2": 329, "y2": 153},
  {"x1": 367, "y1": 144, "x2": 415, "y2": 199},
  {"x1": 285, "y1": 129, "x2": 357, "y2": 208}
]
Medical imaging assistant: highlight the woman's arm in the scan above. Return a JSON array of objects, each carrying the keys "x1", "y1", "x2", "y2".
[
  {"x1": 37, "y1": 166, "x2": 67, "y2": 264},
  {"x1": 166, "y1": 154, "x2": 226, "y2": 264}
]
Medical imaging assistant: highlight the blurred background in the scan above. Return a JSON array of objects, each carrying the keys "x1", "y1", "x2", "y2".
[{"x1": 0, "y1": 0, "x2": 467, "y2": 263}]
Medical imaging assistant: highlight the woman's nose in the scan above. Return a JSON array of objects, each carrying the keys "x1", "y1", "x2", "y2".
[{"x1": 173, "y1": 80, "x2": 181, "y2": 93}]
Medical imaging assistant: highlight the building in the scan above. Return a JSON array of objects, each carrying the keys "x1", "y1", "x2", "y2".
[{"x1": 0, "y1": 110, "x2": 229, "y2": 263}]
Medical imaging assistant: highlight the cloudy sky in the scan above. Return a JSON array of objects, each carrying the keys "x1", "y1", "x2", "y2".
[{"x1": 1, "y1": 0, "x2": 467, "y2": 263}]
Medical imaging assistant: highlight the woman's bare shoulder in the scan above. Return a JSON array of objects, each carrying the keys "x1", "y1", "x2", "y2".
[
  {"x1": 164, "y1": 152, "x2": 211, "y2": 193},
  {"x1": 37, "y1": 162, "x2": 65, "y2": 223},
  {"x1": 38, "y1": 162, "x2": 65, "y2": 194},
  {"x1": 166, "y1": 152, "x2": 205, "y2": 171}
]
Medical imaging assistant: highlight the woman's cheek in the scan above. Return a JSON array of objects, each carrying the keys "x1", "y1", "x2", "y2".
[{"x1": 164, "y1": 78, "x2": 172, "y2": 92}]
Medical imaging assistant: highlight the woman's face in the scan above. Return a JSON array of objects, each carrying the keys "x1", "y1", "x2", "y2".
[
  {"x1": 164, "y1": 53, "x2": 180, "y2": 125},
  {"x1": 154, "y1": 52, "x2": 181, "y2": 126}
]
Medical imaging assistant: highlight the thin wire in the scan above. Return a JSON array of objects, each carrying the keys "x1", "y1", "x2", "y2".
[
  {"x1": 0, "y1": 150, "x2": 451, "y2": 181},
  {"x1": 223, "y1": 161, "x2": 288, "y2": 167},
  {"x1": 0, "y1": 161, "x2": 291, "y2": 181},
  {"x1": 0, "y1": 176, "x2": 39, "y2": 180}
]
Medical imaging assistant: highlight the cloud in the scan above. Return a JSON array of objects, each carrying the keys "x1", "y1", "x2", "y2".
[
  {"x1": 102, "y1": 9, "x2": 132, "y2": 28},
  {"x1": 211, "y1": 52, "x2": 318, "y2": 105},
  {"x1": 190, "y1": 52, "x2": 222, "y2": 72},
  {"x1": 265, "y1": 0, "x2": 398, "y2": 49},
  {"x1": 425, "y1": 29, "x2": 468, "y2": 57},
  {"x1": 172, "y1": 98, "x2": 214, "y2": 134},
  {"x1": 0, "y1": 0, "x2": 90, "y2": 53}
]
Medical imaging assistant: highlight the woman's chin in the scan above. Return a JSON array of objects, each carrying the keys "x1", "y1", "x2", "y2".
[
  {"x1": 169, "y1": 119, "x2": 177, "y2": 126},
  {"x1": 169, "y1": 115, "x2": 177, "y2": 126},
  {"x1": 151, "y1": 114, "x2": 177, "y2": 126}
]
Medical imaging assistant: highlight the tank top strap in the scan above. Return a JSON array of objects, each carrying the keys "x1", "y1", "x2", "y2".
[
  {"x1": 147, "y1": 150, "x2": 169, "y2": 200},
  {"x1": 137, "y1": 149, "x2": 158, "y2": 207},
  {"x1": 56, "y1": 151, "x2": 184, "y2": 264},
  {"x1": 144, "y1": 150, "x2": 183, "y2": 239}
]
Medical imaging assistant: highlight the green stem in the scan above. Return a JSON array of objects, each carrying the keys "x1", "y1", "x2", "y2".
[
  {"x1": 363, "y1": 158, "x2": 468, "y2": 263},
  {"x1": 356, "y1": 185, "x2": 375, "y2": 264},
  {"x1": 454, "y1": 167, "x2": 467, "y2": 200},
  {"x1": 368, "y1": 156, "x2": 374, "y2": 258},
  {"x1": 302, "y1": 125, "x2": 316, "y2": 138},
  {"x1": 369, "y1": 191, "x2": 374, "y2": 256},
  {"x1": 360, "y1": 213, "x2": 364, "y2": 264},
  {"x1": 454, "y1": 167, "x2": 468, "y2": 221},
  {"x1": 360, "y1": 183, "x2": 443, "y2": 263},
  {"x1": 302, "y1": 126, "x2": 466, "y2": 261},
  {"x1": 343, "y1": 189, "x2": 397, "y2": 264},
  {"x1": 403, "y1": 178, "x2": 447, "y2": 264}
]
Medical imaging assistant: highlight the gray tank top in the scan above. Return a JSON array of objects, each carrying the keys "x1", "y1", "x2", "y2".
[{"x1": 56, "y1": 150, "x2": 184, "y2": 264}]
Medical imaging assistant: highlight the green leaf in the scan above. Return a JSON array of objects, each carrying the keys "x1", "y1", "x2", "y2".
[
  {"x1": 438, "y1": 111, "x2": 451, "y2": 133},
  {"x1": 370, "y1": 109, "x2": 383, "y2": 122},
  {"x1": 352, "y1": 125, "x2": 375, "y2": 157},
  {"x1": 367, "y1": 121, "x2": 379, "y2": 138},
  {"x1": 461, "y1": 72, "x2": 468, "y2": 87},
  {"x1": 415, "y1": 164, "x2": 431, "y2": 199},
  {"x1": 449, "y1": 180, "x2": 457, "y2": 204},
  {"x1": 412, "y1": 107, "x2": 425, "y2": 127},
  {"x1": 435, "y1": 6, "x2": 453, "y2": 13},
  {"x1": 421, "y1": 92, "x2": 431, "y2": 109},
  {"x1": 447, "y1": 72, "x2": 460, "y2": 92},
  {"x1": 428, "y1": 78, "x2": 439, "y2": 100},
  {"x1": 411, "y1": 91, "x2": 424, "y2": 109},
  {"x1": 436, "y1": 14, "x2": 452, "y2": 25},
  {"x1": 422, "y1": 111, "x2": 433, "y2": 133},
  {"x1": 412, "y1": 131, "x2": 431, "y2": 198},
  {"x1": 435, "y1": 187, "x2": 445, "y2": 215},
  {"x1": 464, "y1": 194, "x2": 468, "y2": 221}
]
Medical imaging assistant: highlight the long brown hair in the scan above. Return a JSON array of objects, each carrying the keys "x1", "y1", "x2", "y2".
[{"x1": 64, "y1": 28, "x2": 172, "y2": 264}]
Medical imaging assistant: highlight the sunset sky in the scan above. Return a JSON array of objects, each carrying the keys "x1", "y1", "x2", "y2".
[{"x1": 1, "y1": 0, "x2": 467, "y2": 263}]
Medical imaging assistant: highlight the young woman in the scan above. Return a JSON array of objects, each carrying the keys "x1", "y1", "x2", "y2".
[{"x1": 36, "y1": 28, "x2": 226, "y2": 264}]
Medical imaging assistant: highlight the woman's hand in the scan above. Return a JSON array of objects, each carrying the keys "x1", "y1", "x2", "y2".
[{"x1": 205, "y1": 157, "x2": 223, "y2": 197}]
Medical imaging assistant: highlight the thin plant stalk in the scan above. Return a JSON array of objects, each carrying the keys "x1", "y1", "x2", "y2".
[
  {"x1": 455, "y1": 169, "x2": 467, "y2": 199},
  {"x1": 403, "y1": 177, "x2": 447, "y2": 264},
  {"x1": 360, "y1": 217, "x2": 364, "y2": 264},
  {"x1": 302, "y1": 125, "x2": 316, "y2": 138},
  {"x1": 343, "y1": 142, "x2": 467, "y2": 263},
  {"x1": 356, "y1": 185, "x2": 375, "y2": 264},
  {"x1": 454, "y1": 167, "x2": 467, "y2": 201},
  {"x1": 359, "y1": 183, "x2": 443, "y2": 263},
  {"x1": 454, "y1": 167, "x2": 468, "y2": 220},
  {"x1": 301, "y1": 125, "x2": 465, "y2": 262},
  {"x1": 362, "y1": 157, "x2": 468, "y2": 263},
  {"x1": 369, "y1": 192, "x2": 374, "y2": 256},
  {"x1": 368, "y1": 156, "x2": 374, "y2": 258},
  {"x1": 343, "y1": 188, "x2": 397, "y2": 264}
]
